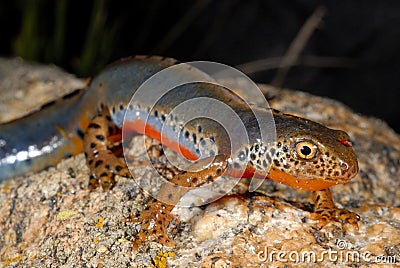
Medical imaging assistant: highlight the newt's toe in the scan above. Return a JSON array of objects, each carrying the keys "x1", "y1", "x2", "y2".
[
  {"x1": 129, "y1": 201, "x2": 175, "y2": 250},
  {"x1": 311, "y1": 208, "x2": 360, "y2": 230}
]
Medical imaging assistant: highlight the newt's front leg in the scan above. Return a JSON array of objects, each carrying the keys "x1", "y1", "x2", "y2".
[
  {"x1": 311, "y1": 189, "x2": 360, "y2": 230},
  {"x1": 130, "y1": 155, "x2": 229, "y2": 249},
  {"x1": 84, "y1": 109, "x2": 130, "y2": 190}
]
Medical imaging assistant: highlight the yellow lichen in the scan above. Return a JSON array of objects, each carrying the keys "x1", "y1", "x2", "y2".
[
  {"x1": 152, "y1": 251, "x2": 175, "y2": 268},
  {"x1": 56, "y1": 210, "x2": 78, "y2": 220},
  {"x1": 95, "y1": 217, "x2": 104, "y2": 227},
  {"x1": 2, "y1": 255, "x2": 23, "y2": 266}
]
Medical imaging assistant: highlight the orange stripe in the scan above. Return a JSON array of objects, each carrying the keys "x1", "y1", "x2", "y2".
[{"x1": 124, "y1": 120, "x2": 199, "y2": 161}]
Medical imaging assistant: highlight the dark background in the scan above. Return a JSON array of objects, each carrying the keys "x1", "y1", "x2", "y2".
[{"x1": 1, "y1": 0, "x2": 399, "y2": 132}]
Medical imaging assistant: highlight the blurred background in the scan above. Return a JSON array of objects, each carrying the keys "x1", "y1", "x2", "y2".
[{"x1": 0, "y1": 0, "x2": 399, "y2": 132}]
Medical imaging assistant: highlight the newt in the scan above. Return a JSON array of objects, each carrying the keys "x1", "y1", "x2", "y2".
[{"x1": 0, "y1": 55, "x2": 359, "y2": 249}]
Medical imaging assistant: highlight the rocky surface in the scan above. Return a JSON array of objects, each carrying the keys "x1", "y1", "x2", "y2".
[{"x1": 0, "y1": 59, "x2": 399, "y2": 267}]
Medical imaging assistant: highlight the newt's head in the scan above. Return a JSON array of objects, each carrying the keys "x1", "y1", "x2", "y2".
[{"x1": 243, "y1": 110, "x2": 359, "y2": 191}]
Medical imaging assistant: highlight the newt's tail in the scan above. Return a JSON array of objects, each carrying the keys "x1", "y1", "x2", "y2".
[{"x1": 0, "y1": 89, "x2": 89, "y2": 181}]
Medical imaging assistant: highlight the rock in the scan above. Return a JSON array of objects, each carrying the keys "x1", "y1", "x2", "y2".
[{"x1": 0, "y1": 58, "x2": 399, "y2": 267}]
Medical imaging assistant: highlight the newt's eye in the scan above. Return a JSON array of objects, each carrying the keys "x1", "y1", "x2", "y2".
[{"x1": 295, "y1": 140, "x2": 317, "y2": 160}]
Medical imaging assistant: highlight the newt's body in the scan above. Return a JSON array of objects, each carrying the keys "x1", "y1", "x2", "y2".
[{"x1": 0, "y1": 56, "x2": 359, "y2": 248}]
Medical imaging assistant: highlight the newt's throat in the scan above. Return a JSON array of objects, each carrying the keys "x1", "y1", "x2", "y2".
[
  {"x1": 227, "y1": 166, "x2": 337, "y2": 191},
  {"x1": 266, "y1": 168, "x2": 337, "y2": 191}
]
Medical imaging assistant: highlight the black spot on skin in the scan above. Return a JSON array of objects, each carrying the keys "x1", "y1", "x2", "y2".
[
  {"x1": 154, "y1": 110, "x2": 158, "y2": 117},
  {"x1": 168, "y1": 193, "x2": 173, "y2": 199},
  {"x1": 192, "y1": 177, "x2": 198, "y2": 184},
  {"x1": 105, "y1": 164, "x2": 110, "y2": 169},
  {"x1": 63, "y1": 153, "x2": 72, "y2": 159},
  {"x1": 112, "y1": 106, "x2": 116, "y2": 114},
  {"x1": 100, "y1": 103, "x2": 105, "y2": 110},
  {"x1": 88, "y1": 123, "x2": 101, "y2": 129},
  {"x1": 100, "y1": 172, "x2": 108, "y2": 178},
  {"x1": 254, "y1": 144, "x2": 259, "y2": 152},
  {"x1": 282, "y1": 145, "x2": 288, "y2": 153},
  {"x1": 90, "y1": 142, "x2": 97, "y2": 148},
  {"x1": 96, "y1": 135, "x2": 105, "y2": 141},
  {"x1": 262, "y1": 160, "x2": 268, "y2": 167},
  {"x1": 95, "y1": 160, "x2": 103, "y2": 168},
  {"x1": 277, "y1": 142, "x2": 282, "y2": 148},
  {"x1": 119, "y1": 104, "x2": 124, "y2": 111},
  {"x1": 283, "y1": 164, "x2": 291, "y2": 169},
  {"x1": 115, "y1": 165, "x2": 123, "y2": 172},
  {"x1": 250, "y1": 153, "x2": 256, "y2": 161},
  {"x1": 108, "y1": 126, "x2": 114, "y2": 135},
  {"x1": 184, "y1": 130, "x2": 190, "y2": 139},
  {"x1": 197, "y1": 125, "x2": 202, "y2": 133},
  {"x1": 106, "y1": 115, "x2": 112, "y2": 121},
  {"x1": 273, "y1": 159, "x2": 280, "y2": 167},
  {"x1": 192, "y1": 133, "x2": 197, "y2": 144},
  {"x1": 206, "y1": 175, "x2": 214, "y2": 182},
  {"x1": 216, "y1": 168, "x2": 222, "y2": 175},
  {"x1": 76, "y1": 128, "x2": 85, "y2": 139},
  {"x1": 334, "y1": 171, "x2": 340, "y2": 176},
  {"x1": 209, "y1": 136, "x2": 215, "y2": 143},
  {"x1": 84, "y1": 152, "x2": 88, "y2": 158},
  {"x1": 325, "y1": 152, "x2": 330, "y2": 157},
  {"x1": 161, "y1": 114, "x2": 166, "y2": 121}
]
